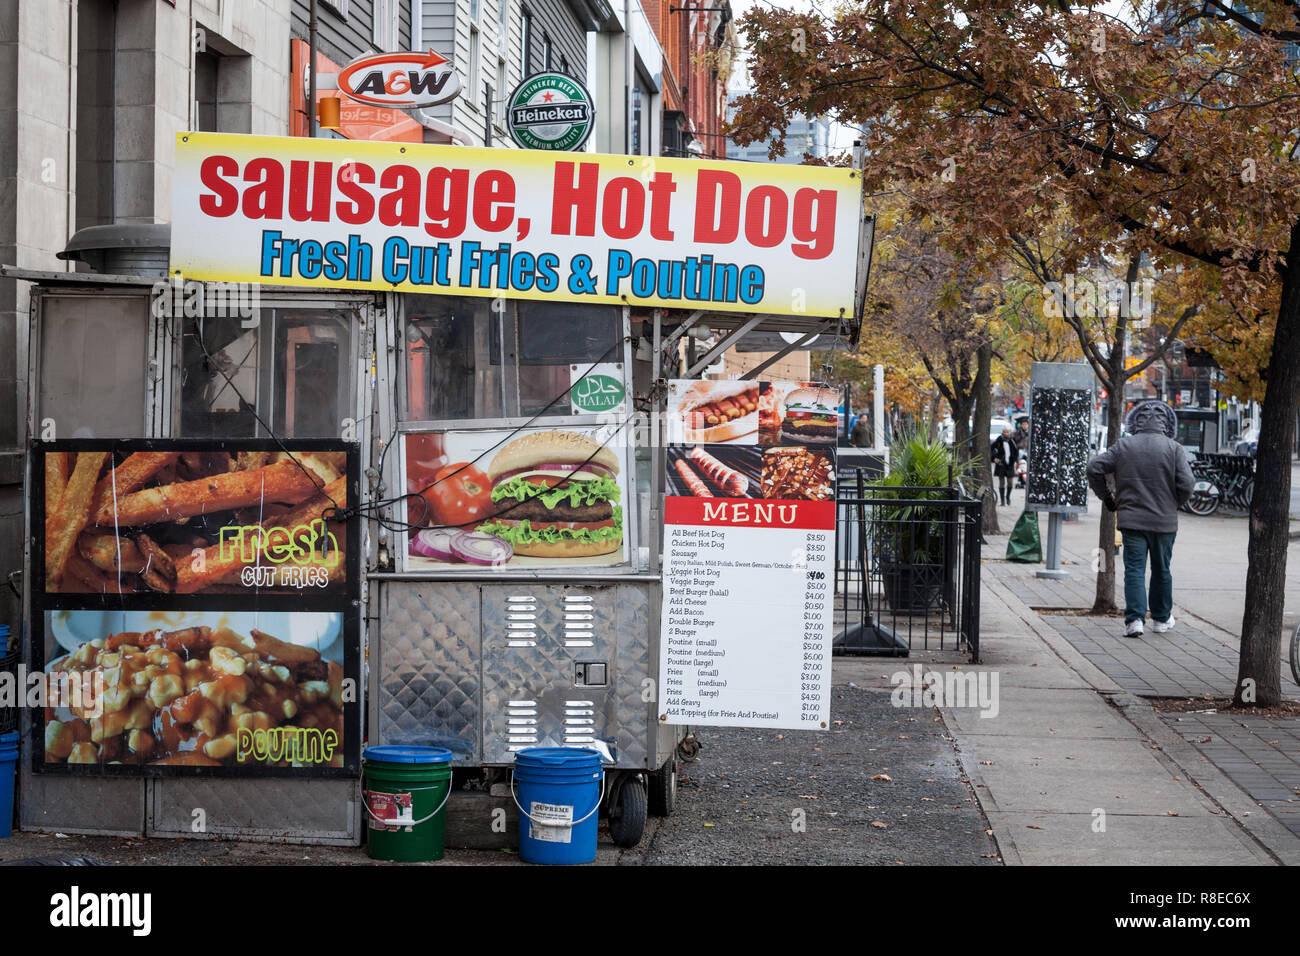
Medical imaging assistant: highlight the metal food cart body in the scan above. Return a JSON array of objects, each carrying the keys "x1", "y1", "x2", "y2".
[
  {"x1": 11, "y1": 268, "x2": 683, "y2": 845},
  {"x1": 10, "y1": 198, "x2": 871, "y2": 848},
  {"x1": 12, "y1": 269, "x2": 377, "y2": 843}
]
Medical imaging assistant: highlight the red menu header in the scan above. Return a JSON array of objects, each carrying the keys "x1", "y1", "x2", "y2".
[{"x1": 664, "y1": 496, "x2": 835, "y2": 530}]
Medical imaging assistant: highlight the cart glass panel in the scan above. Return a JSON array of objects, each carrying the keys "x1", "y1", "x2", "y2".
[
  {"x1": 39, "y1": 295, "x2": 148, "y2": 437},
  {"x1": 179, "y1": 308, "x2": 356, "y2": 438},
  {"x1": 401, "y1": 294, "x2": 622, "y2": 422},
  {"x1": 398, "y1": 294, "x2": 636, "y2": 572}
]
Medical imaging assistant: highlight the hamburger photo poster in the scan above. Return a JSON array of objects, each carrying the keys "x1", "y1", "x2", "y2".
[
  {"x1": 402, "y1": 426, "x2": 629, "y2": 570},
  {"x1": 660, "y1": 380, "x2": 837, "y2": 731}
]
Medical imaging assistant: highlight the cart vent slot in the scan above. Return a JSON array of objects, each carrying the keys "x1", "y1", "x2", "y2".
[
  {"x1": 505, "y1": 595, "x2": 539, "y2": 645},
  {"x1": 506, "y1": 700, "x2": 539, "y2": 749},
  {"x1": 563, "y1": 597, "x2": 597, "y2": 646}
]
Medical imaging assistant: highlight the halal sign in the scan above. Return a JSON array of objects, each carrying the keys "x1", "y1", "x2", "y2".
[
  {"x1": 338, "y1": 50, "x2": 461, "y2": 108},
  {"x1": 506, "y1": 72, "x2": 595, "y2": 151}
]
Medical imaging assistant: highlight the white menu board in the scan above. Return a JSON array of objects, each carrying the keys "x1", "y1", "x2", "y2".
[
  {"x1": 657, "y1": 380, "x2": 837, "y2": 730},
  {"x1": 659, "y1": 500, "x2": 835, "y2": 728}
]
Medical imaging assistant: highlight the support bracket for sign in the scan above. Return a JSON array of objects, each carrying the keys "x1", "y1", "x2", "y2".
[
  {"x1": 685, "y1": 314, "x2": 768, "y2": 378},
  {"x1": 657, "y1": 309, "x2": 707, "y2": 357},
  {"x1": 740, "y1": 330, "x2": 823, "y2": 380}
]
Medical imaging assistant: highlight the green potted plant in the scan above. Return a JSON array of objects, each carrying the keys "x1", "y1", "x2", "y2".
[{"x1": 871, "y1": 430, "x2": 970, "y2": 612}]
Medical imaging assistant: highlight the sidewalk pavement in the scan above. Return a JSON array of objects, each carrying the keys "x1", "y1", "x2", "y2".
[{"x1": 961, "y1": 495, "x2": 1300, "y2": 861}]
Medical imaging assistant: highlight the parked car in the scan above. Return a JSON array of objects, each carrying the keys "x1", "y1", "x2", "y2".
[{"x1": 1230, "y1": 425, "x2": 1259, "y2": 456}]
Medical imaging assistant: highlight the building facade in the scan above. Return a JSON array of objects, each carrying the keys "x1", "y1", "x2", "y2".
[
  {"x1": 645, "y1": 1, "x2": 735, "y2": 159},
  {"x1": 0, "y1": 0, "x2": 679, "y2": 642}
]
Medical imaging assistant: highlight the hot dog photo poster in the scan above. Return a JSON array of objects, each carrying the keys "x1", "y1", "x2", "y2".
[{"x1": 665, "y1": 380, "x2": 837, "y2": 503}]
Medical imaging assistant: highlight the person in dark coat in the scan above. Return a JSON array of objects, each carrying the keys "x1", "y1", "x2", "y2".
[
  {"x1": 1012, "y1": 421, "x2": 1029, "y2": 486},
  {"x1": 1086, "y1": 401, "x2": 1195, "y2": 638},
  {"x1": 990, "y1": 427, "x2": 1019, "y2": 506}
]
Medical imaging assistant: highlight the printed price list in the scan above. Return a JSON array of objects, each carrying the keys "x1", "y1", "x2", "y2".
[{"x1": 659, "y1": 522, "x2": 834, "y2": 730}]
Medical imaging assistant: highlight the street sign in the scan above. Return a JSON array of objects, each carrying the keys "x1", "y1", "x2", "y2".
[{"x1": 505, "y1": 72, "x2": 595, "y2": 151}]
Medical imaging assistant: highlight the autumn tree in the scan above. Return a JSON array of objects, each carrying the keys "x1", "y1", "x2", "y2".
[
  {"x1": 865, "y1": 204, "x2": 1006, "y2": 530},
  {"x1": 731, "y1": 0, "x2": 1300, "y2": 707}
]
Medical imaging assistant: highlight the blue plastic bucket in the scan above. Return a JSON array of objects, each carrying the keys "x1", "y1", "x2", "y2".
[
  {"x1": 512, "y1": 747, "x2": 604, "y2": 865},
  {"x1": 0, "y1": 730, "x2": 18, "y2": 839}
]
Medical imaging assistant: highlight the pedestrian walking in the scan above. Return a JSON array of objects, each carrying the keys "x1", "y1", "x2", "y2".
[
  {"x1": 990, "y1": 427, "x2": 1019, "y2": 506},
  {"x1": 850, "y1": 414, "x2": 871, "y2": 448},
  {"x1": 1085, "y1": 401, "x2": 1195, "y2": 638},
  {"x1": 1012, "y1": 421, "x2": 1029, "y2": 487}
]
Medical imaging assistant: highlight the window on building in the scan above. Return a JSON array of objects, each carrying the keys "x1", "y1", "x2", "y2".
[
  {"x1": 322, "y1": 0, "x2": 349, "y2": 17},
  {"x1": 521, "y1": 7, "x2": 533, "y2": 75},
  {"x1": 194, "y1": 42, "x2": 252, "y2": 135},
  {"x1": 76, "y1": 0, "x2": 116, "y2": 230},
  {"x1": 372, "y1": 0, "x2": 399, "y2": 50},
  {"x1": 498, "y1": 0, "x2": 509, "y2": 54},
  {"x1": 195, "y1": 50, "x2": 220, "y2": 132},
  {"x1": 470, "y1": 0, "x2": 481, "y2": 20},
  {"x1": 631, "y1": 86, "x2": 643, "y2": 154},
  {"x1": 542, "y1": 33, "x2": 552, "y2": 70},
  {"x1": 559, "y1": 54, "x2": 569, "y2": 76},
  {"x1": 469, "y1": 24, "x2": 482, "y2": 110}
]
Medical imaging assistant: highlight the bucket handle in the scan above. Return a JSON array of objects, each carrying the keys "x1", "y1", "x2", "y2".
[
  {"x1": 510, "y1": 770, "x2": 606, "y2": 828},
  {"x1": 362, "y1": 782, "x2": 452, "y2": 829}
]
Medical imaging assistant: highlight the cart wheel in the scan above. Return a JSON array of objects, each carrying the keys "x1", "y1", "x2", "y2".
[
  {"x1": 609, "y1": 775, "x2": 647, "y2": 848},
  {"x1": 648, "y1": 757, "x2": 678, "y2": 817}
]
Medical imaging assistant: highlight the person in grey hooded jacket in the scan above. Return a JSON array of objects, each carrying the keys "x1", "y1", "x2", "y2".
[{"x1": 1086, "y1": 401, "x2": 1195, "y2": 637}]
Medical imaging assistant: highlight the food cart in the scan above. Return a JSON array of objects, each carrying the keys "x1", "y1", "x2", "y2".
[{"x1": 9, "y1": 133, "x2": 869, "y2": 847}]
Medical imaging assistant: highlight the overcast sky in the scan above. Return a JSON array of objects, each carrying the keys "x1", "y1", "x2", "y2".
[{"x1": 727, "y1": 0, "x2": 863, "y2": 155}]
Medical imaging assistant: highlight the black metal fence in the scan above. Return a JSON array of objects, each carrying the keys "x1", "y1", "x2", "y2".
[{"x1": 833, "y1": 473, "x2": 983, "y2": 662}]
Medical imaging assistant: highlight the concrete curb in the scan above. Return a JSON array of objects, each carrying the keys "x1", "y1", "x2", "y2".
[
  {"x1": 1110, "y1": 694, "x2": 1300, "y2": 866},
  {"x1": 972, "y1": 572, "x2": 1298, "y2": 865}
]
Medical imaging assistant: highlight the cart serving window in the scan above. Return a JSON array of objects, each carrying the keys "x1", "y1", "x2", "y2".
[{"x1": 395, "y1": 293, "x2": 640, "y2": 573}]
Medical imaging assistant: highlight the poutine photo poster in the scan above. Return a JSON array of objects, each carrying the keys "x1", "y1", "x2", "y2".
[
  {"x1": 30, "y1": 439, "x2": 361, "y2": 777},
  {"x1": 659, "y1": 381, "x2": 838, "y2": 730},
  {"x1": 402, "y1": 424, "x2": 629, "y2": 571}
]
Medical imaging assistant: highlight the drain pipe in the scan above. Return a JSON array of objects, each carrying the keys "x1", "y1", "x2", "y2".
[
  {"x1": 624, "y1": 0, "x2": 633, "y2": 153},
  {"x1": 309, "y1": 0, "x2": 318, "y2": 137}
]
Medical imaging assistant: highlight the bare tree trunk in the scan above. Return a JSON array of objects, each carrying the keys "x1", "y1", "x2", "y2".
[
  {"x1": 972, "y1": 340, "x2": 1000, "y2": 534},
  {"x1": 1235, "y1": 218, "x2": 1300, "y2": 708},
  {"x1": 1092, "y1": 380, "x2": 1123, "y2": 614},
  {"x1": 952, "y1": 397, "x2": 973, "y2": 469}
]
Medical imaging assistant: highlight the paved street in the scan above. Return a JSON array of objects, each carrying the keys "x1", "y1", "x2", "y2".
[{"x1": 0, "y1": 656, "x2": 1000, "y2": 866}]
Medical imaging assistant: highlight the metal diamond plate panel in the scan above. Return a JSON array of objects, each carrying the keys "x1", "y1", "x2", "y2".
[
  {"x1": 378, "y1": 582, "x2": 482, "y2": 762},
  {"x1": 148, "y1": 778, "x2": 360, "y2": 844},
  {"x1": 19, "y1": 765, "x2": 145, "y2": 836},
  {"x1": 614, "y1": 584, "x2": 652, "y2": 768},
  {"x1": 482, "y1": 585, "x2": 617, "y2": 765}
]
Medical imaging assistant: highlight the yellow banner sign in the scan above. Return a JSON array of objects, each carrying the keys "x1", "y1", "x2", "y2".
[{"x1": 169, "y1": 133, "x2": 862, "y2": 317}]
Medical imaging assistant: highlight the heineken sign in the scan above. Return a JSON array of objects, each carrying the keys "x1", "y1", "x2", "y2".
[{"x1": 506, "y1": 72, "x2": 595, "y2": 151}]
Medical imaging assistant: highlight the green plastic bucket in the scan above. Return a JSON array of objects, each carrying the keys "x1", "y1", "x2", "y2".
[{"x1": 362, "y1": 746, "x2": 453, "y2": 862}]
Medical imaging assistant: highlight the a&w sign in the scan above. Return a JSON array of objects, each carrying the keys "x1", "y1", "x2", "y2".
[{"x1": 337, "y1": 50, "x2": 461, "y2": 108}]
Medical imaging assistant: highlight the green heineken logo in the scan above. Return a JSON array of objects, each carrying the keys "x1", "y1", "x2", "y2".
[{"x1": 506, "y1": 72, "x2": 595, "y2": 151}]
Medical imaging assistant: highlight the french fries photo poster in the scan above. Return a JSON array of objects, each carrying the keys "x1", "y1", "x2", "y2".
[{"x1": 30, "y1": 440, "x2": 361, "y2": 776}]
